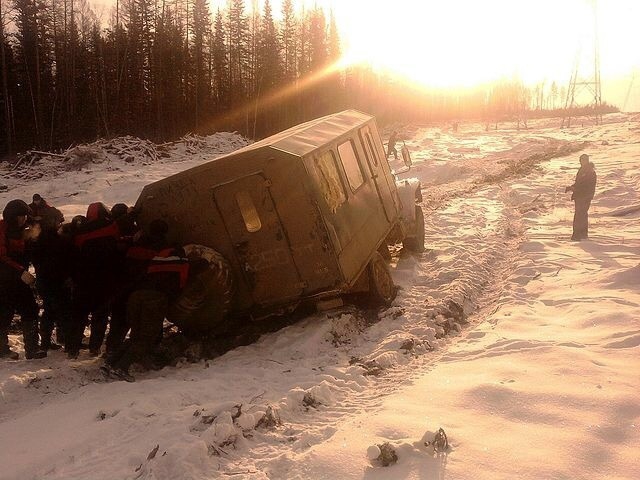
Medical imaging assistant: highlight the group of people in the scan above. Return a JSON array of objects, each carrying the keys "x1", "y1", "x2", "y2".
[{"x1": 0, "y1": 195, "x2": 208, "y2": 381}]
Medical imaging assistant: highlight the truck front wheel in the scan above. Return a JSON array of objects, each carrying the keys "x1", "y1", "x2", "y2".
[
  {"x1": 368, "y1": 252, "x2": 397, "y2": 306},
  {"x1": 403, "y1": 205, "x2": 425, "y2": 252}
]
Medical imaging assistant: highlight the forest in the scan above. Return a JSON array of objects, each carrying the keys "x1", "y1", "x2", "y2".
[{"x1": 0, "y1": 0, "x2": 617, "y2": 157}]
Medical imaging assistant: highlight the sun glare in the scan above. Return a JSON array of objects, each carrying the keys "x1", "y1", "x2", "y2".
[{"x1": 330, "y1": 0, "x2": 640, "y2": 90}]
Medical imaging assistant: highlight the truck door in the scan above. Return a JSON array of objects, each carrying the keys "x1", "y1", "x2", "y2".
[
  {"x1": 359, "y1": 125, "x2": 398, "y2": 221},
  {"x1": 213, "y1": 174, "x2": 303, "y2": 306}
]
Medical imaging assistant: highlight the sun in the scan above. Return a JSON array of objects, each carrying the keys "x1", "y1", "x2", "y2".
[{"x1": 333, "y1": 0, "x2": 639, "y2": 90}]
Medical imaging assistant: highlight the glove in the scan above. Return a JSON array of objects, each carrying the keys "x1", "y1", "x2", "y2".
[{"x1": 21, "y1": 270, "x2": 36, "y2": 286}]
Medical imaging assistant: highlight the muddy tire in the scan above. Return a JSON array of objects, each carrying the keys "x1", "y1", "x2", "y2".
[
  {"x1": 368, "y1": 251, "x2": 397, "y2": 306},
  {"x1": 168, "y1": 244, "x2": 234, "y2": 335},
  {"x1": 403, "y1": 205, "x2": 425, "y2": 252}
]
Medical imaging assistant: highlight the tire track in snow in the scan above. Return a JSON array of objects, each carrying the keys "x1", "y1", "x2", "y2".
[{"x1": 235, "y1": 184, "x2": 524, "y2": 477}]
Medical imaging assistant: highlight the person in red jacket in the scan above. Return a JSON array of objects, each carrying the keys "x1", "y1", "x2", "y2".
[
  {"x1": 67, "y1": 202, "x2": 121, "y2": 358},
  {"x1": 105, "y1": 219, "x2": 169, "y2": 360},
  {"x1": 0, "y1": 200, "x2": 47, "y2": 360},
  {"x1": 104, "y1": 245, "x2": 209, "y2": 382}
]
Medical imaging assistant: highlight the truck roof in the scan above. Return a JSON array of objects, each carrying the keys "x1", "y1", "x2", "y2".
[{"x1": 221, "y1": 109, "x2": 372, "y2": 159}]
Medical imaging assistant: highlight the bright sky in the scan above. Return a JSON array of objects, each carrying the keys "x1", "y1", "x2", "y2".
[
  {"x1": 268, "y1": 1, "x2": 638, "y2": 104},
  {"x1": 95, "y1": 0, "x2": 640, "y2": 109},
  {"x1": 264, "y1": 0, "x2": 639, "y2": 85}
]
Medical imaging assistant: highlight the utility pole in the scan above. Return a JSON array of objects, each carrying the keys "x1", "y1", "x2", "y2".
[
  {"x1": 622, "y1": 70, "x2": 636, "y2": 112},
  {"x1": 561, "y1": 0, "x2": 602, "y2": 128}
]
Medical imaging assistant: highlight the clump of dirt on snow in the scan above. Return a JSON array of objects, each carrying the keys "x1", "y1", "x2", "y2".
[
  {"x1": 255, "y1": 405, "x2": 282, "y2": 430},
  {"x1": 326, "y1": 312, "x2": 368, "y2": 346},
  {"x1": 285, "y1": 383, "x2": 335, "y2": 412},
  {"x1": 370, "y1": 442, "x2": 398, "y2": 467}
]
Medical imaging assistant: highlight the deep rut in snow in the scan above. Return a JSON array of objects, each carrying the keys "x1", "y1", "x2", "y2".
[{"x1": 237, "y1": 183, "x2": 524, "y2": 476}]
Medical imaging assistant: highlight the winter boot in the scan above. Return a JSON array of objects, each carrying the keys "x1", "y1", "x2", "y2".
[
  {"x1": 0, "y1": 347, "x2": 20, "y2": 360},
  {"x1": 65, "y1": 348, "x2": 79, "y2": 359},
  {"x1": 99, "y1": 364, "x2": 111, "y2": 378},
  {"x1": 109, "y1": 366, "x2": 135, "y2": 383},
  {"x1": 41, "y1": 337, "x2": 62, "y2": 351},
  {"x1": 25, "y1": 349, "x2": 47, "y2": 360}
]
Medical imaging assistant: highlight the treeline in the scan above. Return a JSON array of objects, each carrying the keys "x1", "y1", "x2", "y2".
[
  {"x1": 0, "y1": 0, "x2": 342, "y2": 155},
  {"x1": 0, "y1": 0, "x2": 619, "y2": 157}
]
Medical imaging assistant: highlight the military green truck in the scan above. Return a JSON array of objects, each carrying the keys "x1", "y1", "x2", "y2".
[{"x1": 134, "y1": 110, "x2": 424, "y2": 333}]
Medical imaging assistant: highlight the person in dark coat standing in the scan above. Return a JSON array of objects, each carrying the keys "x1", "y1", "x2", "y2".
[
  {"x1": 387, "y1": 131, "x2": 399, "y2": 160},
  {"x1": 31, "y1": 210, "x2": 74, "y2": 350},
  {"x1": 566, "y1": 153, "x2": 597, "y2": 241},
  {"x1": 67, "y1": 202, "x2": 121, "y2": 358},
  {"x1": 0, "y1": 200, "x2": 46, "y2": 359}
]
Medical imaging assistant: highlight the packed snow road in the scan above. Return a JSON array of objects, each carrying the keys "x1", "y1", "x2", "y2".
[{"x1": 1, "y1": 114, "x2": 639, "y2": 480}]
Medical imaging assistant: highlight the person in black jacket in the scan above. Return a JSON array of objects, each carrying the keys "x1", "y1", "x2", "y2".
[
  {"x1": 31, "y1": 210, "x2": 74, "y2": 350},
  {"x1": 566, "y1": 154, "x2": 597, "y2": 241},
  {"x1": 67, "y1": 202, "x2": 121, "y2": 358},
  {"x1": 0, "y1": 200, "x2": 46, "y2": 360},
  {"x1": 387, "y1": 131, "x2": 399, "y2": 160},
  {"x1": 29, "y1": 194, "x2": 64, "y2": 225}
]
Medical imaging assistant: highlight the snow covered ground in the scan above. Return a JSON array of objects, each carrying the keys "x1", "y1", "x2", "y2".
[{"x1": 1, "y1": 114, "x2": 639, "y2": 479}]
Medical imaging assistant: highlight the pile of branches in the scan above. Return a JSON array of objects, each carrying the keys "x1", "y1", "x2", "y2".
[
  {"x1": 99, "y1": 136, "x2": 169, "y2": 163},
  {"x1": 5, "y1": 136, "x2": 169, "y2": 180},
  {"x1": 175, "y1": 133, "x2": 207, "y2": 154}
]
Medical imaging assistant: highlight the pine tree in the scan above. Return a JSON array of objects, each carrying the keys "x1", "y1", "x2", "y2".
[
  {"x1": 211, "y1": 7, "x2": 228, "y2": 110},
  {"x1": 308, "y1": 7, "x2": 326, "y2": 73},
  {"x1": 280, "y1": 0, "x2": 295, "y2": 81},
  {"x1": 253, "y1": 0, "x2": 281, "y2": 135},
  {"x1": 191, "y1": 0, "x2": 211, "y2": 128},
  {"x1": 0, "y1": 0, "x2": 14, "y2": 153},
  {"x1": 226, "y1": 0, "x2": 249, "y2": 116},
  {"x1": 13, "y1": 0, "x2": 55, "y2": 147}
]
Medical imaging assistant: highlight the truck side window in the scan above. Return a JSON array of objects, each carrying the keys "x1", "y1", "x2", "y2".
[
  {"x1": 315, "y1": 150, "x2": 346, "y2": 213},
  {"x1": 236, "y1": 190, "x2": 262, "y2": 232},
  {"x1": 338, "y1": 140, "x2": 364, "y2": 191}
]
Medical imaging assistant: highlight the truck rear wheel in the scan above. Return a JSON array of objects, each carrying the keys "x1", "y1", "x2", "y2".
[
  {"x1": 368, "y1": 251, "x2": 397, "y2": 306},
  {"x1": 168, "y1": 244, "x2": 234, "y2": 335},
  {"x1": 403, "y1": 205, "x2": 425, "y2": 252}
]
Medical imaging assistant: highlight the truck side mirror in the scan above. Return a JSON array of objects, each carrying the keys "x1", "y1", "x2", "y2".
[{"x1": 401, "y1": 145, "x2": 412, "y2": 167}]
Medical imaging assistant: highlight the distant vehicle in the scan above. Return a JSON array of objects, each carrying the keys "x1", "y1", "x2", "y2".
[{"x1": 135, "y1": 110, "x2": 424, "y2": 334}]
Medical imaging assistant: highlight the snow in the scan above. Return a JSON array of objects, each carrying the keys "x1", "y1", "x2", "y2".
[{"x1": 1, "y1": 115, "x2": 639, "y2": 479}]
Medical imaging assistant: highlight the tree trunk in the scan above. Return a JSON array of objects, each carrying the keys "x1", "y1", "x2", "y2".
[{"x1": 0, "y1": 3, "x2": 13, "y2": 154}]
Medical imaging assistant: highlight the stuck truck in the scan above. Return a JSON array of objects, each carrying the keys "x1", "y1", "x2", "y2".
[{"x1": 134, "y1": 110, "x2": 424, "y2": 333}]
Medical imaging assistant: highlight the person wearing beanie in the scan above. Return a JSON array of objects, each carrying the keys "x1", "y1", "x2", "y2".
[
  {"x1": 67, "y1": 202, "x2": 121, "y2": 358},
  {"x1": 565, "y1": 153, "x2": 597, "y2": 241},
  {"x1": 0, "y1": 200, "x2": 47, "y2": 360}
]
